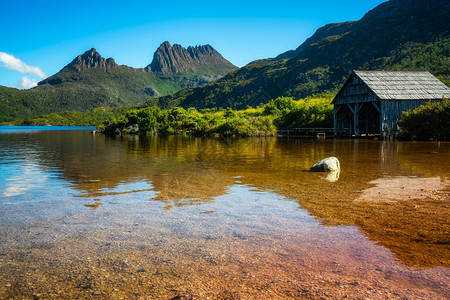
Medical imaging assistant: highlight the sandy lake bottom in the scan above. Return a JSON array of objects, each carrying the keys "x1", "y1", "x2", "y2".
[{"x1": 0, "y1": 129, "x2": 448, "y2": 299}]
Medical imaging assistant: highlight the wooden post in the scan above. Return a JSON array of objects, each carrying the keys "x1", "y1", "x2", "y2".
[
  {"x1": 347, "y1": 104, "x2": 355, "y2": 136},
  {"x1": 364, "y1": 104, "x2": 372, "y2": 135},
  {"x1": 346, "y1": 103, "x2": 362, "y2": 137},
  {"x1": 365, "y1": 112, "x2": 369, "y2": 136},
  {"x1": 333, "y1": 105, "x2": 342, "y2": 136},
  {"x1": 334, "y1": 106, "x2": 337, "y2": 136},
  {"x1": 371, "y1": 101, "x2": 380, "y2": 112}
]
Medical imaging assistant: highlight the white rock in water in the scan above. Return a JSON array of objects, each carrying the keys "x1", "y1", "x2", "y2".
[{"x1": 310, "y1": 157, "x2": 340, "y2": 172}]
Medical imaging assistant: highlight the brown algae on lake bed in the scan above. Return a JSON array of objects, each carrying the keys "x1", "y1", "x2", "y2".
[{"x1": 0, "y1": 132, "x2": 449, "y2": 298}]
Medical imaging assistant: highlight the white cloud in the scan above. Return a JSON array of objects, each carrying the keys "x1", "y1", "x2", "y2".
[
  {"x1": 2, "y1": 163, "x2": 47, "y2": 198},
  {"x1": 18, "y1": 76, "x2": 38, "y2": 89},
  {"x1": 0, "y1": 52, "x2": 46, "y2": 78}
]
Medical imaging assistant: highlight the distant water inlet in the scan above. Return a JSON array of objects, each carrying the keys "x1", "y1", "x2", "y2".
[{"x1": 0, "y1": 127, "x2": 448, "y2": 299}]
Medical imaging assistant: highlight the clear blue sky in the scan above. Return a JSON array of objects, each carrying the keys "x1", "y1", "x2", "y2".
[{"x1": 0, "y1": 0, "x2": 386, "y2": 89}]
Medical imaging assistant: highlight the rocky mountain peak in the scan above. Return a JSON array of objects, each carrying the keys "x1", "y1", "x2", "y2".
[
  {"x1": 38, "y1": 48, "x2": 118, "y2": 86},
  {"x1": 146, "y1": 41, "x2": 236, "y2": 75},
  {"x1": 62, "y1": 48, "x2": 117, "y2": 72}
]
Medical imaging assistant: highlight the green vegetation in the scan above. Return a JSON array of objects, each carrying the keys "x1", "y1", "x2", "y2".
[
  {"x1": 0, "y1": 66, "x2": 229, "y2": 123},
  {"x1": 2, "y1": 106, "x2": 133, "y2": 126},
  {"x1": 263, "y1": 95, "x2": 333, "y2": 128},
  {"x1": 0, "y1": 68, "x2": 182, "y2": 123},
  {"x1": 397, "y1": 98, "x2": 450, "y2": 140},
  {"x1": 99, "y1": 106, "x2": 276, "y2": 137},
  {"x1": 369, "y1": 37, "x2": 450, "y2": 86},
  {"x1": 99, "y1": 95, "x2": 333, "y2": 137}
]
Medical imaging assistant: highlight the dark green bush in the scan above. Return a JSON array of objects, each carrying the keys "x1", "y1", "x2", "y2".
[
  {"x1": 213, "y1": 117, "x2": 253, "y2": 137},
  {"x1": 127, "y1": 106, "x2": 162, "y2": 132},
  {"x1": 263, "y1": 96, "x2": 333, "y2": 128},
  {"x1": 397, "y1": 98, "x2": 450, "y2": 140},
  {"x1": 263, "y1": 97, "x2": 297, "y2": 116}
]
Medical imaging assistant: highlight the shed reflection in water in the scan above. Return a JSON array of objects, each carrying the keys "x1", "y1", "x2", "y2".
[{"x1": 0, "y1": 130, "x2": 448, "y2": 298}]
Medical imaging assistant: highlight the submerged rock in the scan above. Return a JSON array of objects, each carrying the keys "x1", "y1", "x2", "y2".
[{"x1": 310, "y1": 157, "x2": 340, "y2": 172}]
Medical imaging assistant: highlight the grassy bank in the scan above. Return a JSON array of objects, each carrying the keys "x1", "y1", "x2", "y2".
[{"x1": 99, "y1": 95, "x2": 334, "y2": 137}]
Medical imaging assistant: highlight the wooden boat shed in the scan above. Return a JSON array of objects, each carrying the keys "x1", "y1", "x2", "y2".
[{"x1": 333, "y1": 71, "x2": 450, "y2": 138}]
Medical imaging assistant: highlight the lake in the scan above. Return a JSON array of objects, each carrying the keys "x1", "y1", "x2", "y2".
[{"x1": 0, "y1": 126, "x2": 448, "y2": 299}]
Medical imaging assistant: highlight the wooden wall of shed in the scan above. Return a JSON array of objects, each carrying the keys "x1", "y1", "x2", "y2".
[
  {"x1": 380, "y1": 100, "x2": 435, "y2": 138},
  {"x1": 333, "y1": 74, "x2": 379, "y2": 105}
]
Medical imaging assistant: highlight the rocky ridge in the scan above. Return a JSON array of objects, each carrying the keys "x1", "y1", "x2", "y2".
[
  {"x1": 64, "y1": 48, "x2": 117, "y2": 72},
  {"x1": 38, "y1": 48, "x2": 120, "y2": 86},
  {"x1": 39, "y1": 43, "x2": 236, "y2": 87},
  {"x1": 147, "y1": 42, "x2": 236, "y2": 75}
]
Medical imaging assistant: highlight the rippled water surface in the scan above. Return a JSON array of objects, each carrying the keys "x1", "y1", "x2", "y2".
[{"x1": 0, "y1": 127, "x2": 448, "y2": 299}]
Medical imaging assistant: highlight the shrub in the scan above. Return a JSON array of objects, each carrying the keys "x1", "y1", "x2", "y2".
[
  {"x1": 397, "y1": 98, "x2": 450, "y2": 140},
  {"x1": 266, "y1": 96, "x2": 333, "y2": 128},
  {"x1": 213, "y1": 118, "x2": 253, "y2": 137},
  {"x1": 263, "y1": 97, "x2": 298, "y2": 115}
]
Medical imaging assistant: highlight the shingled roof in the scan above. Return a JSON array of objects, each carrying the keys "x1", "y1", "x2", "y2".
[{"x1": 354, "y1": 70, "x2": 450, "y2": 100}]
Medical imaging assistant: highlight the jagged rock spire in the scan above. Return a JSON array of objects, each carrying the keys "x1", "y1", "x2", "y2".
[{"x1": 146, "y1": 41, "x2": 236, "y2": 75}]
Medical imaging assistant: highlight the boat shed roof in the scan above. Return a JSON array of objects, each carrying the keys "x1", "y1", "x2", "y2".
[{"x1": 353, "y1": 70, "x2": 450, "y2": 100}]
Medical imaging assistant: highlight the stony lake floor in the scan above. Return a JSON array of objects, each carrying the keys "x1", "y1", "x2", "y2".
[
  {"x1": 0, "y1": 130, "x2": 448, "y2": 299},
  {"x1": 1, "y1": 183, "x2": 448, "y2": 299}
]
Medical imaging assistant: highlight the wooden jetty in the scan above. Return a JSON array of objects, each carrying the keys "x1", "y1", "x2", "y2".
[{"x1": 277, "y1": 128, "x2": 336, "y2": 137}]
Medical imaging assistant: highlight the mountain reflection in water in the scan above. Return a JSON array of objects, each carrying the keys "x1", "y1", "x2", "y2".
[{"x1": 0, "y1": 129, "x2": 448, "y2": 298}]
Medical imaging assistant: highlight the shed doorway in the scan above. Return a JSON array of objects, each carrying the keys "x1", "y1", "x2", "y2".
[{"x1": 335, "y1": 101, "x2": 381, "y2": 137}]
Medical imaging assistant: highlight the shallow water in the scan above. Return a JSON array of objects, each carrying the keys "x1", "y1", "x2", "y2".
[{"x1": 0, "y1": 128, "x2": 448, "y2": 299}]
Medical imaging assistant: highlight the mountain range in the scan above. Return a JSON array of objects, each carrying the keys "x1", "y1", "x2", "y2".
[
  {"x1": 0, "y1": 42, "x2": 236, "y2": 122},
  {"x1": 1, "y1": 0, "x2": 449, "y2": 122},
  {"x1": 154, "y1": 0, "x2": 450, "y2": 109}
]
